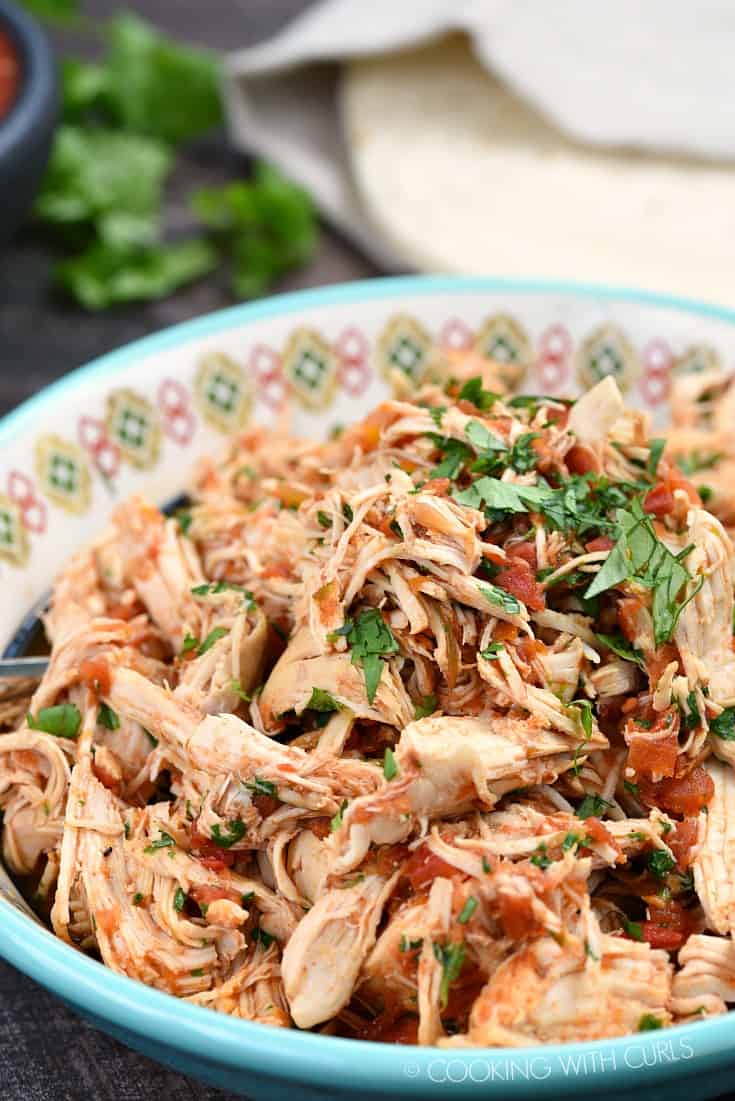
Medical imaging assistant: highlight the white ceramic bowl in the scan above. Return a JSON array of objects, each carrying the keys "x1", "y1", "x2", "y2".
[{"x1": 2, "y1": 276, "x2": 735, "y2": 1100}]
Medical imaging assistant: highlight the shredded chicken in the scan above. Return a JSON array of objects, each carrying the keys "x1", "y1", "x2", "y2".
[{"x1": 1, "y1": 371, "x2": 732, "y2": 1045}]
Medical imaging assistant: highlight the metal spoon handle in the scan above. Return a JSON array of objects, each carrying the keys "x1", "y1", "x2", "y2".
[{"x1": 0, "y1": 656, "x2": 49, "y2": 678}]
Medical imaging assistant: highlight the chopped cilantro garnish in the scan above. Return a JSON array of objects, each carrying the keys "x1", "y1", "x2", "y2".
[
  {"x1": 97, "y1": 702, "x2": 120, "y2": 731},
  {"x1": 647, "y1": 439, "x2": 666, "y2": 477},
  {"x1": 27, "y1": 703, "x2": 82, "y2": 740},
  {"x1": 306, "y1": 687, "x2": 340, "y2": 713},
  {"x1": 399, "y1": 935, "x2": 423, "y2": 952},
  {"x1": 681, "y1": 690, "x2": 701, "y2": 731},
  {"x1": 342, "y1": 502, "x2": 354, "y2": 523},
  {"x1": 648, "y1": 849, "x2": 675, "y2": 879},
  {"x1": 245, "y1": 777, "x2": 278, "y2": 798},
  {"x1": 177, "y1": 510, "x2": 193, "y2": 534},
  {"x1": 478, "y1": 582, "x2": 521, "y2": 614},
  {"x1": 428, "y1": 405, "x2": 447, "y2": 428},
  {"x1": 433, "y1": 941, "x2": 466, "y2": 1009},
  {"x1": 508, "y1": 432, "x2": 539, "y2": 473},
  {"x1": 330, "y1": 799, "x2": 348, "y2": 832},
  {"x1": 480, "y1": 641, "x2": 505, "y2": 660},
  {"x1": 585, "y1": 498, "x2": 702, "y2": 646},
  {"x1": 458, "y1": 377, "x2": 498, "y2": 411},
  {"x1": 562, "y1": 832, "x2": 583, "y2": 852},
  {"x1": 197, "y1": 626, "x2": 228, "y2": 654},
  {"x1": 252, "y1": 926, "x2": 275, "y2": 948},
  {"x1": 344, "y1": 609, "x2": 400, "y2": 704},
  {"x1": 624, "y1": 780, "x2": 640, "y2": 796},
  {"x1": 181, "y1": 633, "x2": 199, "y2": 654},
  {"x1": 174, "y1": 887, "x2": 186, "y2": 912},
  {"x1": 133, "y1": 892, "x2": 144, "y2": 906},
  {"x1": 570, "y1": 698, "x2": 594, "y2": 775},
  {"x1": 464, "y1": 420, "x2": 507, "y2": 456},
  {"x1": 383, "y1": 747, "x2": 398, "y2": 781},
  {"x1": 317, "y1": 510, "x2": 332, "y2": 529},
  {"x1": 638, "y1": 1014, "x2": 663, "y2": 1031},
  {"x1": 228, "y1": 678, "x2": 252, "y2": 703},
  {"x1": 413, "y1": 694, "x2": 437, "y2": 720},
  {"x1": 530, "y1": 842, "x2": 552, "y2": 869},
  {"x1": 711, "y1": 706, "x2": 735, "y2": 741},
  {"x1": 457, "y1": 896, "x2": 478, "y2": 924},
  {"x1": 209, "y1": 819, "x2": 246, "y2": 848},
  {"x1": 595, "y1": 632, "x2": 646, "y2": 670},
  {"x1": 143, "y1": 830, "x2": 175, "y2": 853},
  {"x1": 482, "y1": 856, "x2": 492, "y2": 874},
  {"x1": 429, "y1": 436, "x2": 473, "y2": 480},
  {"x1": 622, "y1": 917, "x2": 643, "y2": 941},
  {"x1": 575, "y1": 794, "x2": 609, "y2": 819}
]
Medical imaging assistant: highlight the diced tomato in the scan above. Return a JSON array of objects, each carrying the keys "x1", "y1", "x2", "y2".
[
  {"x1": 516, "y1": 636, "x2": 547, "y2": 664},
  {"x1": 79, "y1": 657, "x2": 111, "y2": 696},
  {"x1": 625, "y1": 707, "x2": 680, "y2": 778},
  {"x1": 617, "y1": 596, "x2": 647, "y2": 644},
  {"x1": 668, "y1": 818, "x2": 699, "y2": 869},
  {"x1": 505, "y1": 540, "x2": 537, "y2": 569},
  {"x1": 640, "y1": 922, "x2": 686, "y2": 951},
  {"x1": 190, "y1": 824, "x2": 235, "y2": 870},
  {"x1": 494, "y1": 557, "x2": 545, "y2": 611},
  {"x1": 644, "y1": 483, "x2": 675, "y2": 518},
  {"x1": 582, "y1": 816, "x2": 618, "y2": 852},
  {"x1": 375, "y1": 844, "x2": 411, "y2": 877},
  {"x1": 252, "y1": 794, "x2": 279, "y2": 818},
  {"x1": 585, "y1": 535, "x2": 614, "y2": 553},
  {"x1": 646, "y1": 642, "x2": 680, "y2": 684},
  {"x1": 566, "y1": 443, "x2": 599, "y2": 475},
  {"x1": 261, "y1": 562, "x2": 293, "y2": 581},
  {"x1": 638, "y1": 767, "x2": 714, "y2": 816},
  {"x1": 544, "y1": 406, "x2": 570, "y2": 428},
  {"x1": 497, "y1": 892, "x2": 542, "y2": 940},
  {"x1": 190, "y1": 883, "x2": 239, "y2": 908},
  {"x1": 495, "y1": 622, "x2": 519, "y2": 642},
  {"x1": 403, "y1": 843, "x2": 459, "y2": 890}
]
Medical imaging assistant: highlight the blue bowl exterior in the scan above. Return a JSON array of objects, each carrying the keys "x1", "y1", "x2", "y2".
[
  {"x1": 3, "y1": 276, "x2": 735, "y2": 1099},
  {"x1": 0, "y1": 0, "x2": 58, "y2": 242}
]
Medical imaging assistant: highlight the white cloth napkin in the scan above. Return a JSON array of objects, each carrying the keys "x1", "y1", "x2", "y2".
[{"x1": 222, "y1": 0, "x2": 735, "y2": 278}]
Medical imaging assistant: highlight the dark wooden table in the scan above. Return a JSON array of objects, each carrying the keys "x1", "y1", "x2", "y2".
[{"x1": 0, "y1": 3, "x2": 375, "y2": 1098}]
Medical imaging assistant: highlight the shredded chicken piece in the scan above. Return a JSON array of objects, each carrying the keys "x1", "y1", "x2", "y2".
[{"x1": 2, "y1": 372, "x2": 733, "y2": 1046}]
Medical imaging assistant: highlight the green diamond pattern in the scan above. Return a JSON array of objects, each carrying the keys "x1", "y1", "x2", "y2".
[
  {"x1": 0, "y1": 510, "x2": 13, "y2": 546},
  {"x1": 294, "y1": 350, "x2": 328, "y2": 391},
  {"x1": 485, "y1": 334, "x2": 517, "y2": 363},
  {"x1": 207, "y1": 372, "x2": 239, "y2": 413},
  {"x1": 118, "y1": 408, "x2": 148, "y2": 449},
  {"x1": 49, "y1": 454, "x2": 77, "y2": 494},
  {"x1": 389, "y1": 337, "x2": 424, "y2": 378},
  {"x1": 591, "y1": 344, "x2": 623, "y2": 379}
]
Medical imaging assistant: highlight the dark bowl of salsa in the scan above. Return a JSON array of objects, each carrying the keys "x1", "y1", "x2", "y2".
[{"x1": 0, "y1": 0, "x2": 57, "y2": 243}]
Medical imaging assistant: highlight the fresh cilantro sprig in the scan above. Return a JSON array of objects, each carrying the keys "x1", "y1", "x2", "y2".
[
  {"x1": 25, "y1": 9, "x2": 318, "y2": 309},
  {"x1": 585, "y1": 498, "x2": 703, "y2": 646},
  {"x1": 340, "y1": 609, "x2": 400, "y2": 704}
]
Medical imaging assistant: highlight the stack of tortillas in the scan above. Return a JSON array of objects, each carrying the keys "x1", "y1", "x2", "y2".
[{"x1": 223, "y1": 0, "x2": 735, "y2": 304}]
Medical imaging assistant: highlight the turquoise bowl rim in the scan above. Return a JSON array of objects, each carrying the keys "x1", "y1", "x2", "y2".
[{"x1": 2, "y1": 274, "x2": 735, "y2": 1096}]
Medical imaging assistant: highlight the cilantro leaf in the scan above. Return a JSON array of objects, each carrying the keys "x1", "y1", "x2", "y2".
[
  {"x1": 457, "y1": 897, "x2": 477, "y2": 924},
  {"x1": 56, "y1": 237, "x2": 217, "y2": 310},
  {"x1": 143, "y1": 830, "x2": 176, "y2": 853},
  {"x1": 622, "y1": 917, "x2": 643, "y2": 941},
  {"x1": 383, "y1": 747, "x2": 398, "y2": 781},
  {"x1": 413, "y1": 694, "x2": 437, "y2": 720},
  {"x1": 433, "y1": 942, "x2": 466, "y2": 1009},
  {"x1": 191, "y1": 163, "x2": 317, "y2": 298},
  {"x1": 306, "y1": 688, "x2": 341, "y2": 713},
  {"x1": 575, "y1": 794, "x2": 609, "y2": 819},
  {"x1": 458, "y1": 377, "x2": 498, "y2": 411},
  {"x1": 480, "y1": 642, "x2": 504, "y2": 660},
  {"x1": 648, "y1": 849, "x2": 675, "y2": 879},
  {"x1": 428, "y1": 436, "x2": 472, "y2": 480},
  {"x1": 508, "y1": 432, "x2": 539, "y2": 473},
  {"x1": 27, "y1": 704, "x2": 81, "y2": 740},
  {"x1": 711, "y1": 707, "x2": 735, "y2": 741},
  {"x1": 197, "y1": 627, "x2": 228, "y2": 655},
  {"x1": 244, "y1": 777, "x2": 278, "y2": 798},
  {"x1": 647, "y1": 439, "x2": 666, "y2": 477},
  {"x1": 595, "y1": 632, "x2": 646, "y2": 670},
  {"x1": 638, "y1": 1014, "x2": 663, "y2": 1031},
  {"x1": 477, "y1": 582, "x2": 521, "y2": 615},
  {"x1": 104, "y1": 13, "x2": 223, "y2": 145},
  {"x1": 97, "y1": 703, "x2": 120, "y2": 731},
  {"x1": 209, "y1": 820, "x2": 246, "y2": 848},
  {"x1": 345, "y1": 609, "x2": 400, "y2": 704},
  {"x1": 464, "y1": 420, "x2": 507, "y2": 455}
]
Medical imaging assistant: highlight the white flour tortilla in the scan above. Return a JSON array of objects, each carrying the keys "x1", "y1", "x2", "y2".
[{"x1": 340, "y1": 36, "x2": 735, "y2": 304}]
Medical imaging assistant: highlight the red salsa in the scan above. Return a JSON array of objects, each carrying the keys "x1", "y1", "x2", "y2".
[{"x1": 0, "y1": 30, "x2": 20, "y2": 121}]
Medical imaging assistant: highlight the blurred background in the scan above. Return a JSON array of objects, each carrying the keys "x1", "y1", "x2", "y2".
[
  {"x1": 0, "y1": 0, "x2": 376, "y2": 416},
  {"x1": 3, "y1": 0, "x2": 735, "y2": 418}
]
